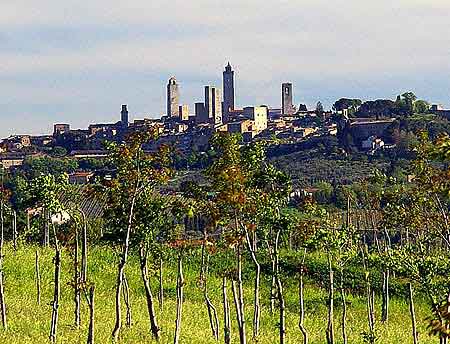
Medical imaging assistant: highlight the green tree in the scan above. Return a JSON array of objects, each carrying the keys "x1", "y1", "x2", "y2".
[
  {"x1": 101, "y1": 129, "x2": 173, "y2": 341},
  {"x1": 313, "y1": 181, "x2": 333, "y2": 204},
  {"x1": 414, "y1": 99, "x2": 430, "y2": 114}
]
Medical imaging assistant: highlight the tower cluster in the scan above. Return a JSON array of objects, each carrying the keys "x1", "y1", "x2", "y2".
[{"x1": 165, "y1": 63, "x2": 296, "y2": 124}]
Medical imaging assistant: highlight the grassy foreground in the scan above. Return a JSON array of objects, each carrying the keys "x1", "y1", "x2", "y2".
[{"x1": 0, "y1": 244, "x2": 438, "y2": 343}]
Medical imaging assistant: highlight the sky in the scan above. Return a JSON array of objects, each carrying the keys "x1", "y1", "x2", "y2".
[{"x1": 1, "y1": 0, "x2": 450, "y2": 137}]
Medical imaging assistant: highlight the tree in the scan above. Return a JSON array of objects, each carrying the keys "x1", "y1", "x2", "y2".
[
  {"x1": 356, "y1": 99, "x2": 397, "y2": 118},
  {"x1": 23, "y1": 156, "x2": 78, "y2": 179},
  {"x1": 51, "y1": 146, "x2": 68, "y2": 157},
  {"x1": 30, "y1": 173, "x2": 69, "y2": 343},
  {"x1": 313, "y1": 181, "x2": 333, "y2": 204},
  {"x1": 414, "y1": 100, "x2": 430, "y2": 114},
  {"x1": 206, "y1": 133, "x2": 248, "y2": 344},
  {"x1": 316, "y1": 102, "x2": 324, "y2": 116},
  {"x1": 379, "y1": 132, "x2": 450, "y2": 343},
  {"x1": 401, "y1": 92, "x2": 417, "y2": 114},
  {"x1": 102, "y1": 129, "x2": 173, "y2": 342},
  {"x1": 332, "y1": 98, "x2": 362, "y2": 116}
]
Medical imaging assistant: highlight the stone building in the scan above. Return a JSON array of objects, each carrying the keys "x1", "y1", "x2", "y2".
[
  {"x1": 205, "y1": 86, "x2": 222, "y2": 125},
  {"x1": 121, "y1": 104, "x2": 129, "y2": 128},
  {"x1": 3, "y1": 135, "x2": 31, "y2": 150},
  {"x1": 282, "y1": 83, "x2": 294, "y2": 116},
  {"x1": 223, "y1": 62, "x2": 235, "y2": 123},
  {"x1": 167, "y1": 77, "x2": 179, "y2": 118},
  {"x1": 69, "y1": 172, "x2": 95, "y2": 185},
  {"x1": 53, "y1": 124, "x2": 70, "y2": 136},
  {"x1": 179, "y1": 104, "x2": 189, "y2": 121},
  {"x1": 243, "y1": 106, "x2": 268, "y2": 133},
  {"x1": 195, "y1": 102, "x2": 207, "y2": 124}
]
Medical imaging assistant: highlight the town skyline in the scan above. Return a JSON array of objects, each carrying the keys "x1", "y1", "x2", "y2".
[
  {"x1": 1, "y1": 61, "x2": 449, "y2": 138},
  {"x1": 2, "y1": 0, "x2": 450, "y2": 137}
]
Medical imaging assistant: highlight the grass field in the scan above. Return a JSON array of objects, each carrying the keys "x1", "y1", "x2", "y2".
[{"x1": 0, "y1": 244, "x2": 438, "y2": 343}]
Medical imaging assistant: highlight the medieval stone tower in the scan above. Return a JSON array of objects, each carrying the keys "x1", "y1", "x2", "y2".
[
  {"x1": 282, "y1": 82, "x2": 294, "y2": 115},
  {"x1": 121, "y1": 104, "x2": 129, "y2": 128},
  {"x1": 205, "y1": 86, "x2": 222, "y2": 125},
  {"x1": 222, "y1": 62, "x2": 235, "y2": 123},
  {"x1": 167, "y1": 77, "x2": 179, "y2": 117}
]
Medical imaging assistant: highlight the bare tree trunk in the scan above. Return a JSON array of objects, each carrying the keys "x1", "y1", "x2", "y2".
[
  {"x1": 80, "y1": 211, "x2": 88, "y2": 284},
  {"x1": 244, "y1": 229, "x2": 260, "y2": 340},
  {"x1": 112, "y1": 191, "x2": 138, "y2": 342},
  {"x1": 43, "y1": 209, "x2": 49, "y2": 247},
  {"x1": 35, "y1": 250, "x2": 41, "y2": 305},
  {"x1": 270, "y1": 259, "x2": 276, "y2": 315},
  {"x1": 340, "y1": 270, "x2": 347, "y2": 344},
  {"x1": 74, "y1": 226, "x2": 81, "y2": 328},
  {"x1": 223, "y1": 276, "x2": 231, "y2": 344},
  {"x1": 50, "y1": 243, "x2": 61, "y2": 343},
  {"x1": 0, "y1": 200, "x2": 7, "y2": 330},
  {"x1": 361, "y1": 245, "x2": 375, "y2": 338},
  {"x1": 326, "y1": 256, "x2": 334, "y2": 344},
  {"x1": 298, "y1": 249, "x2": 308, "y2": 344},
  {"x1": 232, "y1": 280, "x2": 245, "y2": 344},
  {"x1": 139, "y1": 246, "x2": 160, "y2": 341},
  {"x1": 27, "y1": 211, "x2": 30, "y2": 233},
  {"x1": 277, "y1": 277, "x2": 286, "y2": 344},
  {"x1": 12, "y1": 210, "x2": 17, "y2": 251},
  {"x1": 199, "y1": 231, "x2": 219, "y2": 340},
  {"x1": 87, "y1": 285, "x2": 95, "y2": 344},
  {"x1": 204, "y1": 256, "x2": 220, "y2": 340},
  {"x1": 122, "y1": 274, "x2": 132, "y2": 327},
  {"x1": 159, "y1": 256, "x2": 164, "y2": 311},
  {"x1": 205, "y1": 292, "x2": 219, "y2": 341},
  {"x1": 174, "y1": 251, "x2": 184, "y2": 344},
  {"x1": 274, "y1": 232, "x2": 285, "y2": 344},
  {"x1": 408, "y1": 283, "x2": 418, "y2": 344},
  {"x1": 236, "y1": 244, "x2": 246, "y2": 344},
  {"x1": 370, "y1": 289, "x2": 375, "y2": 334},
  {"x1": 381, "y1": 270, "x2": 389, "y2": 323}
]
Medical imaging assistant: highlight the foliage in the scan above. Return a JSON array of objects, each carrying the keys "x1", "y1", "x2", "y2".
[
  {"x1": 100, "y1": 129, "x2": 173, "y2": 243},
  {"x1": 22, "y1": 156, "x2": 78, "y2": 179},
  {"x1": 333, "y1": 98, "x2": 362, "y2": 116}
]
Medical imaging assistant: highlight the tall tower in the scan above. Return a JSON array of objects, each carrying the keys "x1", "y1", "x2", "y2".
[
  {"x1": 282, "y1": 83, "x2": 294, "y2": 116},
  {"x1": 223, "y1": 62, "x2": 235, "y2": 123},
  {"x1": 205, "y1": 86, "x2": 222, "y2": 125},
  {"x1": 167, "y1": 77, "x2": 179, "y2": 117},
  {"x1": 121, "y1": 105, "x2": 129, "y2": 128}
]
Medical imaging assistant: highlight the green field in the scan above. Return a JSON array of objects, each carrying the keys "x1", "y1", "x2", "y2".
[{"x1": 0, "y1": 244, "x2": 438, "y2": 344}]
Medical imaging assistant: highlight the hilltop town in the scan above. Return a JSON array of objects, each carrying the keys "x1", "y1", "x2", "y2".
[{"x1": 1, "y1": 63, "x2": 450, "y2": 187}]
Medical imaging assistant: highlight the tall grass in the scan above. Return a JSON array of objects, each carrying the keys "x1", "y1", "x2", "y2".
[{"x1": 0, "y1": 244, "x2": 436, "y2": 343}]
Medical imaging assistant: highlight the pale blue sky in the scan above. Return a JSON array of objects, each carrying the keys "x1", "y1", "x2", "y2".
[{"x1": 1, "y1": 0, "x2": 450, "y2": 137}]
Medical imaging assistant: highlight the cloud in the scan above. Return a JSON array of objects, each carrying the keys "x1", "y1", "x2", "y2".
[{"x1": 1, "y1": 0, "x2": 450, "y2": 137}]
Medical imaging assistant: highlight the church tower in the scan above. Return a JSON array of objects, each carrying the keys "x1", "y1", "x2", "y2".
[{"x1": 222, "y1": 62, "x2": 235, "y2": 123}]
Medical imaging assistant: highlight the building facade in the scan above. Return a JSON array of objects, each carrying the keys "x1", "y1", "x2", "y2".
[
  {"x1": 179, "y1": 104, "x2": 189, "y2": 121},
  {"x1": 243, "y1": 106, "x2": 268, "y2": 133},
  {"x1": 223, "y1": 62, "x2": 235, "y2": 123},
  {"x1": 167, "y1": 77, "x2": 179, "y2": 117},
  {"x1": 195, "y1": 102, "x2": 207, "y2": 124},
  {"x1": 54, "y1": 124, "x2": 70, "y2": 136},
  {"x1": 205, "y1": 86, "x2": 222, "y2": 125}
]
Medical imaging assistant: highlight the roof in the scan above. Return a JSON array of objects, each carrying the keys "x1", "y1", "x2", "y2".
[
  {"x1": 350, "y1": 118, "x2": 395, "y2": 126},
  {"x1": 69, "y1": 172, "x2": 94, "y2": 177}
]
